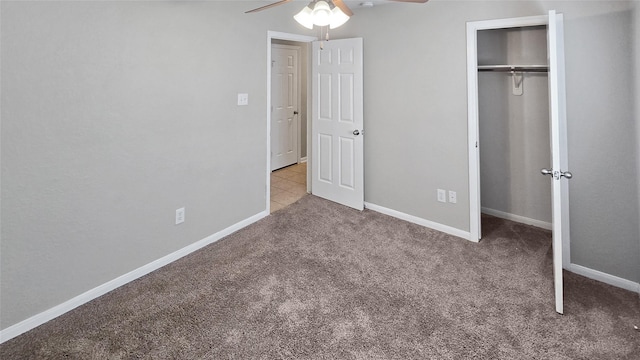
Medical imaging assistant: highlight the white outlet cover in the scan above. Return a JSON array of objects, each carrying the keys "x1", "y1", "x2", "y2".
[
  {"x1": 448, "y1": 191, "x2": 457, "y2": 204},
  {"x1": 237, "y1": 93, "x2": 249, "y2": 106}
]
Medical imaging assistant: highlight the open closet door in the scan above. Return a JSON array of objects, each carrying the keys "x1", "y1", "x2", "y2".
[
  {"x1": 547, "y1": 10, "x2": 571, "y2": 315},
  {"x1": 311, "y1": 38, "x2": 364, "y2": 210}
]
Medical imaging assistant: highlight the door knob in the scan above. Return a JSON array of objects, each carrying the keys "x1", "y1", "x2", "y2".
[
  {"x1": 541, "y1": 168, "x2": 573, "y2": 180},
  {"x1": 293, "y1": 111, "x2": 299, "y2": 115},
  {"x1": 353, "y1": 130, "x2": 360, "y2": 136},
  {"x1": 541, "y1": 168, "x2": 553, "y2": 176}
]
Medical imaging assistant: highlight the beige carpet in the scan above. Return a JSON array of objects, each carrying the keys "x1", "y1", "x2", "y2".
[{"x1": 1, "y1": 195, "x2": 639, "y2": 359}]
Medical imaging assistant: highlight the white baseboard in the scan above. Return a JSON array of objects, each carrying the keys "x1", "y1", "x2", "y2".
[
  {"x1": 481, "y1": 207, "x2": 552, "y2": 230},
  {"x1": 364, "y1": 202, "x2": 472, "y2": 241},
  {"x1": 3, "y1": 206, "x2": 637, "y2": 344},
  {"x1": 568, "y1": 263, "x2": 640, "y2": 294},
  {"x1": 299, "y1": 157, "x2": 307, "y2": 163},
  {"x1": 0, "y1": 210, "x2": 269, "y2": 344}
]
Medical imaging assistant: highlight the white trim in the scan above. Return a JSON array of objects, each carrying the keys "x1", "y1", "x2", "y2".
[
  {"x1": 466, "y1": 21, "x2": 481, "y2": 242},
  {"x1": 267, "y1": 31, "x2": 317, "y2": 44},
  {"x1": 481, "y1": 207, "x2": 552, "y2": 230},
  {"x1": 568, "y1": 263, "x2": 640, "y2": 294},
  {"x1": 469, "y1": 15, "x2": 549, "y2": 31},
  {"x1": 300, "y1": 157, "x2": 307, "y2": 163},
  {"x1": 0, "y1": 210, "x2": 268, "y2": 344},
  {"x1": 364, "y1": 202, "x2": 473, "y2": 242},
  {"x1": 266, "y1": 31, "x2": 317, "y2": 214}
]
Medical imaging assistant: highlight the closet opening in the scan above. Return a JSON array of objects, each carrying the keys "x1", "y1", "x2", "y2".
[{"x1": 477, "y1": 25, "x2": 553, "y2": 233}]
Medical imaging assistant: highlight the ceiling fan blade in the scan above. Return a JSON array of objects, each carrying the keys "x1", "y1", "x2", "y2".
[
  {"x1": 389, "y1": 0, "x2": 429, "y2": 3},
  {"x1": 245, "y1": 0, "x2": 293, "y2": 14},
  {"x1": 333, "y1": 0, "x2": 354, "y2": 16}
]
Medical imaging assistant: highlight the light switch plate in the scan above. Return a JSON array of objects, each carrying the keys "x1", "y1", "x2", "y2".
[
  {"x1": 237, "y1": 93, "x2": 249, "y2": 106},
  {"x1": 175, "y1": 207, "x2": 185, "y2": 225}
]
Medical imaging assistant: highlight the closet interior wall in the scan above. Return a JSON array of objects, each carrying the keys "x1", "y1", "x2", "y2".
[{"x1": 477, "y1": 26, "x2": 552, "y2": 228}]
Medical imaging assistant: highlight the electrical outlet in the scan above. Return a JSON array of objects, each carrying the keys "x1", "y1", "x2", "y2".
[
  {"x1": 448, "y1": 191, "x2": 457, "y2": 204},
  {"x1": 175, "y1": 207, "x2": 185, "y2": 225},
  {"x1": 237, "y1": 93, "x2": 249, "y2": 106},
  {"x1": 437, "y1": 189, "x2": 446, "y2": 203}
]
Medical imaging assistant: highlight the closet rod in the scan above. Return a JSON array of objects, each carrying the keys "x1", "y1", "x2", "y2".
[{"x1": 477, "y1": 65, "x2": 548, "y2": 73}]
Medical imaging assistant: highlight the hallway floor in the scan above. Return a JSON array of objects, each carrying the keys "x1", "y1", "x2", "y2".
[{"x1": 271, "y1": 162, "x2": 307, "y2": 213}]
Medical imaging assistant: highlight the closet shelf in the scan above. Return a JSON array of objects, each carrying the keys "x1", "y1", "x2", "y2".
[{"x1": 477, "y1": 65, "x2": 548, "y2": 72}]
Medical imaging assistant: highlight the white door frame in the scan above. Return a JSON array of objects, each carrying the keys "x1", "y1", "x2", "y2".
[
  {"x1": 466, "y1": 15, "x2": 570, "y2": 267},
  {"x1": 266, "y1": 31, "x2": 316, "y2": 213}
]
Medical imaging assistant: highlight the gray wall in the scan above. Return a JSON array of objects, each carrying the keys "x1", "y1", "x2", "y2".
[
  {"x1": 1, "y1": 0, "x2": 638, "y2": 332},
  {"x1": 562, "y1": 4, "x2": 639, "y2": 282},
  {"x1": 636, "y1": 0, "x2": 640, "y2": 285},
  {"x1": 0, "y1": 0, "x2": 306, "y2": 330},
  {"x1": 478, "y1": 27, "x2": 552, "y2": 224}
]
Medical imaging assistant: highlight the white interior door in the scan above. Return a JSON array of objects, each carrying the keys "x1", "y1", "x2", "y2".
[
  {"x1": 547, "y1": 10, "x2": 571, "y2": 315},
  {"x1": 271, "y1": 45, "x2": 299, "y2": 171},
  {"x1": 311, "y1": 38, "x2": 364, "y2": 210}
]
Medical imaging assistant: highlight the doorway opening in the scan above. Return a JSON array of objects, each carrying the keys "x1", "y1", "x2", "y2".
[
  {"x1": 271, "y1": 42, "x2": 302, "y2": 171},
  {"x1": 266, "y1": 32, "x2": 316, "y2": 213},
  {"x1": 467, "y1": 15, "x2": 569, "y2": 261}
]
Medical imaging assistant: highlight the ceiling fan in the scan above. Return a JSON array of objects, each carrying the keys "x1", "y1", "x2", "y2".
[{"x1": 246, "y1": 0, "x2": 428, "y2": 30}]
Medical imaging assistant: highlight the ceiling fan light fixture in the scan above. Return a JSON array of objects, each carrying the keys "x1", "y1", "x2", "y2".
[
  {"x1": 293, "y1": 6, "x2": 314, "y2": 29},
  {"x1": 329, "y1": 6, "x2": 349, "y2": 29},
  {"x1": 311, "y1": 1, "x2": 332, "y2": 26},
  {"x1": 294, "y1": 1, "x2": 350, "y2": 30}
]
